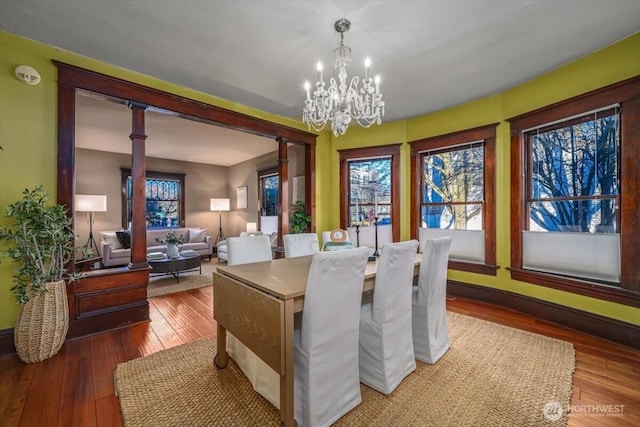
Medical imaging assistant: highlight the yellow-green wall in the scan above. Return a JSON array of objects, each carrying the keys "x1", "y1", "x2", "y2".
[{"x1": 1, "y1": 30, "x2": 638, "y2": 329}]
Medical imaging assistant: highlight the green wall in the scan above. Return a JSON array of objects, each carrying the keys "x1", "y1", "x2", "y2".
[{"x1": 0, "y1": 30, "x2": 638, "y2": 329}]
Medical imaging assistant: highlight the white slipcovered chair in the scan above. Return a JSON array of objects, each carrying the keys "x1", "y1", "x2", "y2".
[
  {"x1": 295, "y1": 247, "x2": 370, "y2": 427},
  {"x1": 412, "y1": 237, "x2": 452, "y2": 364},
  {"x1": 283, "y1": 233, "x2": 320, "y2": 258},
  {"x1": 225, "y1": 235, "x2": 280, "y2": 406},
  {"x1": 358, "y1": 240, "x2": 419, "y2": 394}
]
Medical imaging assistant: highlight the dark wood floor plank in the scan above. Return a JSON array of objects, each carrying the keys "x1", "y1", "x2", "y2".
[
  {"x1": 111, "y1": 328, "x2": 142, "y2": 363},
  {"x1": 57, "y1": 339, "x2": 97, "y2": 427},
  {"x1": 90, "y1": 333, "x2": 123, "y2": 400},
  {"x1": 17, "y1": 346, "x2": 67, "y2": 427},
  {"x1": 130, "y1": 321, "x2": 165, "y2": 356},
  {"x1": 96, "y1": 395, "x2": 125, "y2": 427},
  {"x1": 0, "y1": 356, "x2": 36, "y2": 427}
]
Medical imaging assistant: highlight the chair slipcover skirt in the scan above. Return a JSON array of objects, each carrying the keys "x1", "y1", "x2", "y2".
[
  {"x1": 359, "y1": 240, "x2": 419, "y2": 394},
  {"x1": 411, "y1": 237, "x2": 453, "y2": 364}
]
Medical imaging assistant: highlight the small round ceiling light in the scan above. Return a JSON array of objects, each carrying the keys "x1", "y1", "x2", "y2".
[{"x1": 14, "y1": 65, "x2": 41, "y2": 85}]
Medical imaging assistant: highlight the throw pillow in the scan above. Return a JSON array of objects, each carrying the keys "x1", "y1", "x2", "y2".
[
  {"x1": 102, "y1": 232, "x2": 122, "y2": 249},
  {"x1": 116, "y1": 231, "x2": 131, "y2": 249},
  {"x1": 189, "y1": 228, "x2": 207, "y2": 243}
]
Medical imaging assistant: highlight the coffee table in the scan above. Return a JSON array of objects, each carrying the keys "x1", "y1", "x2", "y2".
[{"x1": 148, "y1": 252, "x2": 201, "y2": 283}]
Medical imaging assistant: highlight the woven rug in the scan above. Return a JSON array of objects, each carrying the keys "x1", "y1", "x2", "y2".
[
  {"x1": 147, "y1": 259, "x2": 217, "y2": 298},
  {"x1": 114, "y1": 312, "x2": 575, "y2": 426}
]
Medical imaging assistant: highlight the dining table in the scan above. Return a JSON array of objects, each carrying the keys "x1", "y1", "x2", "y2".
[{"x1": 212, "y1": 252, "x2": 422, "y2": 426}]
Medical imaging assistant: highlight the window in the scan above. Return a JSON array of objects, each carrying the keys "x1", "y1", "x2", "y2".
[
  {"x1": 526, "y1": 109, "x2": 619, "y2": 233},
  {"x1": 410, "y1": 124, "x2": 497, "y2": 275},
  {"x1": 121, "y1": 169, "x2": 185, "y2": 229},
  {"x1": 508, "y1": 77, "x2": 639, "y2": 304},
  {"x1": 338, "y1": 144, "x2": 400, "y2": 242},
  {"x1": 348, "y1": 158, "x2": 392, "y2": 226},
  {"x1": 259, "y1": 167, "x2": 279, "y2": 216},
  {"x1": 422, "y1": 144, "x2": 484, "y2": 230}
]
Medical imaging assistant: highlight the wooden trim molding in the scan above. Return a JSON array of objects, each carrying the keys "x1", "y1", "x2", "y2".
[
  {"x1": 447, "y1": 280, "x2": 640, "y2": 350},
  {"x1": 54, "y1": 61, "x2": 318, "y2": 342},
  {"x1": 338, "y1": 144, "x2": 401, "y2": 242},
  {"x1": 507, "y1": 76, "x2": 640, "y2": 299},
  {"x1": 0, "y1": 328, "x2": 14, "y2": 356}
]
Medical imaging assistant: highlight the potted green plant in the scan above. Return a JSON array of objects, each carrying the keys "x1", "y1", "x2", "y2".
[
  {"x1": 0, "y1": 186, "x2": 78, "y2": 363},
  {"x1": 155, "y1": 230, "x2": 185, "y2": 258},
  {"x1": 290, "y1": 200, "x2": 312, "y2": 234}
]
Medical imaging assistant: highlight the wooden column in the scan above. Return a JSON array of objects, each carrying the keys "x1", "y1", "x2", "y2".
[
  {"x1": 277, "y1": 138, "x2": 289, "y2": 242},
  {"x1": 129, "y1": 102, "x2": 149, "y2": 269},
  {"x1": 305, "y1": 140, "x2": 316, "y2": 232}
]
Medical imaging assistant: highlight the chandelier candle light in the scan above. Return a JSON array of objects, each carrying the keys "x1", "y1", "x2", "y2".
[{"x1": 303, "y1": 18, "x2": 384, "y2": 137}]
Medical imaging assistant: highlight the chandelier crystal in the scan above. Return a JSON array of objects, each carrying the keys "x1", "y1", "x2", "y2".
[{"x1": 303, "y1": 19, "x2": 385, "y2": 137}]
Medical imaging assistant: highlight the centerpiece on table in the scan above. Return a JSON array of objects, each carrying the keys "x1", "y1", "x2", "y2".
[
  {"x1": 155, "y1": 230, "x2": 185, "y2": 258},
  {"x1": 0, "y1": 186, "x2": 80, "y2": 363}
]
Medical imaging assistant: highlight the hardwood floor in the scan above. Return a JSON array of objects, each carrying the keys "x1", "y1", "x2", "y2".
[{"x1": 0, "y1": 287, "x2": 638, "y2": 427}]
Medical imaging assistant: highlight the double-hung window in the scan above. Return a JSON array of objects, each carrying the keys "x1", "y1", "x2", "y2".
[
  {"x1": 338, "y1": 144, "x2": 400, "y2": 243},
  {"x1": 508, "y1": 77, "x2": 639, "y2": 304},
  {"x1": 121, "y1": 169, "x2": 185, "y2": 229},
  {"x1": 410, "y1": 124, "x2": 497, "y2": 275}
]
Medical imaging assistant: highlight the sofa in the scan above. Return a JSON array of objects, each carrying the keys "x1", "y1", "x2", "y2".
[{"x1": 101, "y1": 228, "x2": 213, "y2": 267}]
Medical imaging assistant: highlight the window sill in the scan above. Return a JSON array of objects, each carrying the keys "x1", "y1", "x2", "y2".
[
  {"x1": 449, "y1": 260, "x2": 498, "y2": 276},
  {"x1": 509, "y1": 268, "x2": 639, "y2": 307}
]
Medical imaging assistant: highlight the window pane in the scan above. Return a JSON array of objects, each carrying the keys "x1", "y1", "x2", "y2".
[
  {"x1": 423, "y1": 146, "x2": 483, "y2": 203},
  {"x1": 422, "y1": 145, "x2": 484, "y2": 230},
  {"x1": 528, "y1": 113, "x2": 620, "y2": 233},
  {"x1": 349, "y1": 158, "x2": 391, "y2": 226},
  {"x1": 529, "y1": 198, "x2": 616, "y2": 233},
  {"x1": 126, "y1": 176, "x2": 181, "y2": 228},
  {"x1": 531, "y1": 114, "x2": 619, "y2": 199},
  {"x1": 422, "y1": 204, "x2": 482, "y2": 230},
  {"x1": 261, "y1": 174, "x2": 279, "y2": 216}
]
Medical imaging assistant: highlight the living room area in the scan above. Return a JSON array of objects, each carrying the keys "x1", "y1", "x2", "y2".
[{"x1": 73, "y1": 91, "x2": 307, "y2": 274}]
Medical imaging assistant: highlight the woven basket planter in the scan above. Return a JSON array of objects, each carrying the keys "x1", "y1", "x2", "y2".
[{"x1": 14, "y1": 280, "x2": 69, "y2": 363}]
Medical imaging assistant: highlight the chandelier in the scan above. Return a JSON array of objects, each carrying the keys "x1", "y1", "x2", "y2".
[{"x1": 303, "y1": 18, "x2": 385, "y2": 137}]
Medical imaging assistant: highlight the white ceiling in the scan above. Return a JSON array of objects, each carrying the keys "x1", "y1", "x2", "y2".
[
  {"x1": 75, "y1": 93, "x2": 278, "y2": 166},
  {"x1": 2, "y1": 0, "x2": 639, "y2": 165}
]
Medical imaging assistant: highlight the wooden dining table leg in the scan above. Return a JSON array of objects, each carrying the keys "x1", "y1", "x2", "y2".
[
  {"x1": 279, "y1": 298, "x2": 296, "y2": 426},
  {"x1": 214, "y1": 323, "x2": 228, "y2": 368}
]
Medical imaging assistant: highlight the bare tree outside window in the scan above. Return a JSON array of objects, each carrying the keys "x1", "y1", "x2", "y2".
[
  {"x1": 527, "y1": 111, "x2": 619, "y2": 233},
  {"x1": 422, "y1": 145, "x2": 484, "y2": 230}
]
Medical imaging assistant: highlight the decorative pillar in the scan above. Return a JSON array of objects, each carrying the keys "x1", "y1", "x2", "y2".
[{"x1": 128, "y1": 102, "x2": 149, "y2": 269}]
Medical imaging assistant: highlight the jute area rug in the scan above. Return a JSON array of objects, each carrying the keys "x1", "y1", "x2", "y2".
[
  {"x1": 114, "y1": 312, "x2": 575, "y2": 426},
  {"x1": 147, "y1": 259, "x2": 218, "y2": 298}
]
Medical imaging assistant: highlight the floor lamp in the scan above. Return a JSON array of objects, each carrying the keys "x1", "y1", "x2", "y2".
[
  {"x1": 75, "y1": 194, "x2": 107, "y2": 257},
  {"x1": 210, "y1": 198, "x2": 230, "y2": 249}
]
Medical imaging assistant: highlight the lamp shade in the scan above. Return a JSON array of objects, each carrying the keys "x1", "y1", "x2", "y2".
[
  {"x1": 246, "y1": 222, "x2": 258, "y2": 233},
  {"x1": 210, "y1": 198, "x2": 230, "y2": 212},
  {"x1": 75, "y1": 194, "x2": 107, "y2": 212}
]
